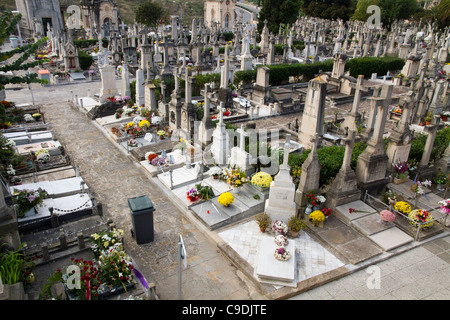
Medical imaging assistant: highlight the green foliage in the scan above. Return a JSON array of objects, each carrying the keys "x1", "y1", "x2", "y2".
[
  {"x1": 77, "y1": 49, "x2": 94, "y2": 70},
  {"x1": 345, "y1": 56, "x2": 405, "y2": 78},
  {"x1": 74, "y1": 39, "x2": 108, "y2": 49},
  {"x1": 257, "y1": 0, "x2": 302, "y2": 35},
  {"x1": 134, "y1": 0, "x2": 166, "y2": 30},
  {"x1": 408, "y1": 127, "x2": 450, "y2": 166},
  {"x1": 351, "y1": 0, "x2": 419, "y2": 28},
  {"x1": 0, "y1": 243, "x2": 34, "y2": 285},
  {"x1": 39, "y1": 269, "x2": 64, "y2": 300},
  {"x1": 0, "y1": 12, "x2": 49, "y2": 89},
  {"x1": 302, "y1": 0, "x2": 356, "y2": 21},
  {"x1": 287, "y1": 141, "x2": 367, "y2": 188},
  {"x1": 233, "y1": 60, "x2": 333, "y2": 88}
]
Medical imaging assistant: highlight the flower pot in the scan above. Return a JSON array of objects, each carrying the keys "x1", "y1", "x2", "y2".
[
  {"x1": 437, "y1": 184, "x2": 445, "y2": 192},
  {"x1": 290, "y1": 230, "x2": 300, "y2": 238},
  {"x1": 425, "y1": 121, "x2": 431, "y2": 125},
  {"x1": 259, "y1": 227, "x2": 266, "y2": 233},
  {"x1": 393, "y1": 175, "x2": 409, "y2": 185},
  {"x1": 305, "y1": 205, "x2": 312, "y2": 215},
  {"x1": 441, "y1": 115, "x2": 448, "y2": 122},
  {"x1": 213, "y1": 175, "x2": 219, "y2": 180}
]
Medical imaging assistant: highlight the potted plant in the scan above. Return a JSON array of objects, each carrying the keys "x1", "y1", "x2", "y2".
[
  {"x1": 408, "y1": 209, "x2": 434, "y2": 230},
  {"x1": 309, "y1": 210, "x2": 325, "y2": 227},
  {"x1": 435, "y1": 173, "x2": 447, "y2": 191},
  {"x1": 392, "y1": 161, "x2": 409, "y2": 184},
  {"x1": 250, "y1": 171, "x2": 273, "y2": 191},
  {"x1": 208, "y1": 167, "x2": 222, "y2": 180},
  {"x1": 380, "y1": 210, "x2": 396, "y2": 226},
  {"x1": 195, "y1": 183, "x2": 215, "y2": 201},
  {"x1": 255, "y1": 212, "x2": 271, "y2": 233},
  {"x1": 157, "y1": 130, "x2": 166, "y2": 139},
  {"x1": 287, "y1": 215, "x2": 306, "y2": 237},
  {"x1": 424, "y1": 112, "x2": 432, "y2": 125},
  {"x1": 438, "y1": 199, "x2": 450, "y2": 215},
  {"x1": 217, "y1": 192, "x2": 234, "y2": 207}
]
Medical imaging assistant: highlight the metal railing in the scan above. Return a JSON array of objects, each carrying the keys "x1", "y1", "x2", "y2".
[{"x1": 363, "y1": 190, "x2": 448, "y2": 241}]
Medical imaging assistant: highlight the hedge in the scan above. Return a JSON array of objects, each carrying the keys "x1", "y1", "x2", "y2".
[
  {"x1": 345, "y1": 56, "x2": 405, "y2": 78},
  {"x1": 233, "y1": 59, "x2": 334, "y2": 87},
  {"x1": 233, "y1": 55, "x2": 405, "y2": 87}
]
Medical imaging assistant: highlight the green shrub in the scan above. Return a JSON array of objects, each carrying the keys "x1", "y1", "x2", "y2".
[
  {"x1": 345, "y1": 56, "x2": 405, "y2": 78},
  {"x1": 77, "y1": 49, "x2": 93, "y2": 70}
]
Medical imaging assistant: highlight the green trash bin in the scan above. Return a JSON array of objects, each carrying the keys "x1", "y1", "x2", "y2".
[{"x1": 128, "y1": 195, "x2": 154, "y2": 244}]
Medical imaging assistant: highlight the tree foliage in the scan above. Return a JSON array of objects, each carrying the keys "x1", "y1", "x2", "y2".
[
  {"x1": 257, "y1": 0, "x2": 302, "y2": 35},
  {"x1": 134, "y1": 0, "x2": 167, "y2": 30},
  {"x1": 0, "y1": 11, "x2": 49, "y2": 90},
  {"x1": 302, "y1": 0, "x2": 356, "y2": 21},
  {"x1": 351, "y1": 0, "x2": 419, "y2": 29}
]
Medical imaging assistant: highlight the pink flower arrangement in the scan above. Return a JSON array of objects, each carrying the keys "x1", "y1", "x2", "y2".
[
  {"x1": 439, "y1": 199, "x2": 450, "y2": 214},
  {"x1": 380, "y1": 210, "x2": 396, "y2": 222}
]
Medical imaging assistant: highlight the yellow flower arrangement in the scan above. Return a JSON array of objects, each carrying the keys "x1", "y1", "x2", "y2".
[
  {"x1": 251, "y1": 172, "x2": 273, "y2": 188},
  {"x1": 408, "y1": 209, "x2": 434, "y2": 230},
  {"x1": 309, "y1": 210, "x2": 325, "y2": 223},
  {"x1": 126, "y1": 122, "x2": 135, "y2": 129},
  {"x1": 394, "y1": 201, "x2": 411, "y2": 214},
  {"x1": 218, "y1": 192, "x2": 234, "y2": 207},
  {"x1": 139, "y1": 119, "x2": 150, "y2": 127}
]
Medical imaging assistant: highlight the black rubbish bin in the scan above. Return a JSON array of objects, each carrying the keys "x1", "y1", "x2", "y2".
[{"x1": 128, "y1": 195, "x2": 155, "y2": 245}]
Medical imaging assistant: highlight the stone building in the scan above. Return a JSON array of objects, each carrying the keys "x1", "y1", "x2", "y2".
[
  {"x1": 80, "y1": 0, "x2": 122, "y2": 37},
  {"x1": 14, "y1": 0, "x2": 65, "y2": 38},
  {"x1": 204, "y1": 0, "x2": 236, "y2": 31}
]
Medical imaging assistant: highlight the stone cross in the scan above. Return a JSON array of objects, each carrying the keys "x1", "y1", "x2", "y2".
[
  {"x1": 219, "y1": 102, "x2": 224, "y2": 126},
  {"x1": 420, "y1": 115, "x2": 441, "y2": 168},
  {"x1": 341, "y1": 129, "x2": 356, "y2": 172},
  {"x1": 349, "y1": 75, "x2": 369, "y2": 115}
]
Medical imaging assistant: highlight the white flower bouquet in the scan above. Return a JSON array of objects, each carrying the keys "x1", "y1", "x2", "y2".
[{"x1": 274, "y1": 235, "x2": 288, "y2": 247}]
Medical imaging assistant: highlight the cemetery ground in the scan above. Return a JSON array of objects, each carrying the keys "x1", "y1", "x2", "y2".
[{"x1": 4, "y1": 79, "x2": 450, "y2": 301}]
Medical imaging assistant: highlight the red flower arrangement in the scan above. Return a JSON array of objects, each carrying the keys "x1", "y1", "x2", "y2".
[
  {"x1": 321, "y1": 208, "x2": 332, "y2": 217},
  {"x1": 305, "y1": 192, "x2": 318, "y2": 206}
]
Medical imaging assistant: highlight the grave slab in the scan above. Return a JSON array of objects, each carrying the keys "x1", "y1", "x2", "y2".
[
  {"x1": 368, "y1": 227, "x2": 413, "y2": 251},
  {"x1": 3, "y1": 131, "x2": 54, "y2": 145},
  {"x1": 255, "y1": 236, "x2": 296, "y2": 286},
  {"x1": 335, "y1": 200, "x2": 377, "y2": 226},
  {"x1": 351, "y1": 213, "x2": 394, "y2": 236},
  {"x1": 16, "y1": 140, "x2": 62, "y2": 156},
  {"x1": 190, "y1": 200, "x2": 230, "y2": 229},
  {"x1": 335, "y1": 237, "x2": 383, "y2": 265},
  {"x1": 10, "y1": 177, "x2": 88, "y2": 198}
]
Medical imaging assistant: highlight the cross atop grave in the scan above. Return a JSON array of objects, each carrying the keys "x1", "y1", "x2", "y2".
[
  {"x1": 349, "y1": 75, "x2": 370, "y2": 115},
  {"x1": 159, "y1": 36, "x2": 175, "y2": 74},
  {"x1": 420, "y1": 115, "x2": 441, "y2": 168},
  {"x1": 341, "y1": 129, "x2": 356, "y2": 173}
]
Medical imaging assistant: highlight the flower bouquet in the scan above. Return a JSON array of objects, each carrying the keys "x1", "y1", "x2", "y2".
[
  {"x1": 411, "y1": 179, "x2": 432, "y2": 195},
  {"x1": 63, "y1": 258, "x2": 100, "y2": 300},
  {"x1": 394, "y1": 201, "x2": 412, "y2": 215},
  {"x1": 438, "y1": 199, "x2": 450, "y2": 214},
  {"x1": 274, "y1": 235, "x2": 288, "y2": 247},
  {"x1": 274, "y1": 247, "x2": 291, "y2": 261},
  {"x1": 380, "y1": 210, "x2": 396, "y2": 223},
  {"x1": 13, "y1": 188, "x2": 48, "y2": 218},
  {"x1": 97, "y1": 243, "x2": 134, "y2": 291},
  {"x1": 90, "y1": 228, "x2": 124, "y2": 259},
  {"x1": 35, "y1": 149, "x2": 50, "y2": 162},
  {"x1": 150, "y1": 156, "x2": 166, "y2": 166},
  {"x1": 186, "y1": 187, "x2": 200, "y2": 202},
  {"x1": 138, "y1": 119, "x2": 150, "y2": 128},
  {"x1": 408, "y1": 209, "x2": 434, "y2": 230},
  {"x1": 272, "y1": 220, "x2": 288, "y2": 235},
  {"x1": 127, "y1": 139, "x2": 137, "y2": 147},
  {"x1": 321, "y1": 207, "x2": 332, "y2": 217},
  {"x1": 145, "y1": 152, "x2": 158, "y2": 163},
  {"x1": 222, "y1": 167, "x2": 249, "y2": 189},
  {"x1": 218, "y1": 192, "x2": 234, "y2": 207},
  {"x1": 392, "y1": 161, "x2": 409, "y2": 181}
]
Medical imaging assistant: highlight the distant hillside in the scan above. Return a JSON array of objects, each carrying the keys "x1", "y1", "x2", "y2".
[{"x1": 0, "y1": 0, "x2": 204, "y2": 26}]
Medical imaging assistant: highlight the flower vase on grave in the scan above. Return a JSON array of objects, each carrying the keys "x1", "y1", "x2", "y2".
[{"x1": 305, "y1": 205, "x2": 313, "y2": 215}]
